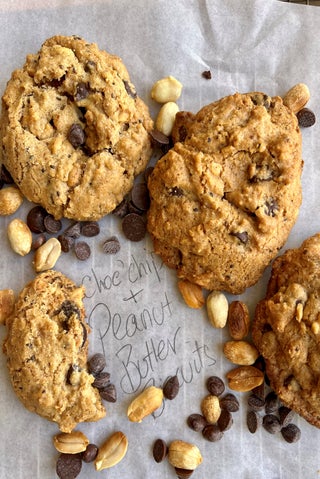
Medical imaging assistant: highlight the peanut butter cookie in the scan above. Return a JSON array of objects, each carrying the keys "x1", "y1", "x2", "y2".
[{"x1": 147, "y1": 92, "x2": 303, "y2": 294}]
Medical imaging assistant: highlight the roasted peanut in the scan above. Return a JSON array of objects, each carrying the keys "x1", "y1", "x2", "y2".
[
  {"x1": 53, "y1": 430, "x2": 89, "y2": 454},
  {"x1": 95, "y1": 431, "x2": 128, "y2": 471},
  {"x1": 201, "y1": 395, "x2": 221, "y2": 424},
  {"x1": 223, "y1": 340, "x2": 259, "y2": 365},
  {"x1": 151, "y1": 76, "x2": 183, "y2": 103},
  {"x1": 168, "y1": 440, "x2": 202, "y2": 471},
  {"x1": 33, "y1": 237, "x2": 61, "y2": 272},
  {"x1": 0, "y1": 289, "x2": 15, "y2": 325},
  {"x1": 127, "y1": 386, "x2": 163, "y2": 422},
  {"x1": 7, "y1": 218, "x2": 32, "y2": 256},
  {"x1": 178, "y1": 279, "x2": 205, "y2": 309},
  {"x1": 155, "y1": 101, "x2": 179, "y2": 136},
  {"x1": 227, "y1": 300, "x2": 250, "y2": 339},
  {"x1": 283, "y1": 83, "x2": 310, "y2": 114},
  {"x1": 206, "y1": 291, "x2": 229, "y2": 328},
  {"x1": 0, "y1": 186, "x2": 24, "y2": 215},
  {"x1": 226, "y1": 365, "x2": 264, "y2": 392}
]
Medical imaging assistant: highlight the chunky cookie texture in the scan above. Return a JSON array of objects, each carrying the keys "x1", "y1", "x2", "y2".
[
  {"x1": 3, "y1": 270, "x2": 106, "y2": 432},
  {"x1": 0, "y1": 35, "x2": 153, "y2": 220},
  {"x1": 147, "y1": 92, "x2": 303, "y2": 294},
  {"x1": 252, "y1": 234, "x2": 320, "y2": 428}
]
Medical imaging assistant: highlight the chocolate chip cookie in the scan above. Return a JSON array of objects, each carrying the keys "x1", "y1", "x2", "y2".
[
  {"x1": 0, "y1": 35, "x2": 153, "y2": 220},
  {"x1": 253, "y1": 233, "x2": 320, "y2": 428},
  {"x1": 147, "y1": 92, "x2": 303, "y2": 294},
  {"x1": 3, "y1": 270, "x2": 106, "y2": 432}
]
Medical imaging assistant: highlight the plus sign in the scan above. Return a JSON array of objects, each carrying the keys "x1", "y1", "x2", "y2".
[{"x1": 123, "y1": 288, "x2": 144, "y2": 303}]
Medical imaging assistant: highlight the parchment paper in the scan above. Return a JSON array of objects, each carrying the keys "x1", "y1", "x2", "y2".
[{"x1": 1, "y1": 0, "x2": 320, "y2": 477}]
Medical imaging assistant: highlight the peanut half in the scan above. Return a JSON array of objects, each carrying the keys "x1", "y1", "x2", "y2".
[
  {"x1": 223, "y1": 340, "x2": 259, "y2": 366},
  {"x1": 155, "y1": 101, "x2": 180, "y2": 136},
  {"x1": 95, "y1": 431, "x2": 128, "y2": 471},
  {"x1": 53, "y1": 430, "x2": 89, "y2": 454},
  {"x1": 178, "y1": 279, "x2": 205, "y2": 309},
  {"x1": 226, "y1": 365, "x2": 264, "y2": 392},
  {"x1": 283, "y1": 83, "x2": 310, "y2": 114},
  {"x1": 201, "y1": 395, "x2": 221, "y2": 424},
  {"x1": 33, "y1": 237, "x2": 61, "y2": 272},
  {"x1": 0, "y1": 186, "x2": 24, "y2": 216},
  {"x1": 7, "y1": 218, "x2": 32, "y2": 256},
  {"x1": 227, "y1": 300, "x2": 250, "y2": 340},
  {"x1": 151, "y1": 76, "x2": 183, "y2": 103},
  {"x1": 127, "y1": 385, "x2": 164, "y2": 422},
  {"x1": 206, "y1": 291, "x2": 229, "y2": 328},
  {"x1": 168, "y1": 440, "x2": 202, "y2": 471}
]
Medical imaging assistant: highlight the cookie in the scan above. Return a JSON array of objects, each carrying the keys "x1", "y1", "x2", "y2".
[
  {"x1": 0, "y1": 35, "x2": 153, "y2": 221},
  {"x1": 252, "y1": 233, "x2": 320, "y2": 428},
  {"x1": 147, "y1": 92, "x2": 302, "y2": 294},
  {"x1": 3, "y1": 270, "x2": 106, "y2": 432}
]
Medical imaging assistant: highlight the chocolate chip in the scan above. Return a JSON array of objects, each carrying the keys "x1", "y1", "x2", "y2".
[
  {"x1": 187, "y1": 413, "x2": 208, "y2": 432},
  {"x1": 88, "y1": 353, "x2": 106, "y2": 375},
  {"x1": 219, "y1": 393, "x2": 240, "y2": 412},
  {"x1": 66, "y1": 364, "x2": 81, "y2": 385},
  {"x1": 27, "y1": 205, "x2": 47, "y2": 233},
  {"x1": 74, "y1": 241, "x2": 91, "y2": 260},
  {"x1": 202, "y1": 70, "x2": 212, "y2": 79},
  {"x1": 64, "y1": 222, "x2": 81, "y2": 238},
  {"x1": 248, "y1": 393, "x2": 265, "y2": 412},
  {"x1": 44, "y1": 214, "x2": 62, "y2": 234},
  {"x1": 112, "y1": 198, "x2": 129, "y2": 218},
  {"x1": 202, "y1": 424, "x2": 224, "y2": 442},
  {"x1": 80, "y1": 322, "x2": 88, "y2": 348},
  {"x1": 169, "y1": 186, "x2": 184, "y2": 197},
  {"x1": 99, "y1": 383, "x2": 117, "y2": 402},
  {"x1": 152, "y1": 438, "x2": 168, "y2": 463},
  {"x1": 61, "y1": 300, "x2": 81, "y2": 320},
  {"x1": 163, "y1": 375, "x2": 179, "y2": 400},
  {"x1": 247, "y1": 410, "x2": 260, "y2": 434},
  {"x1": 80, "y1": 221, "x2": 100, "y2": 237},
  {"x1": 81, "y1": 444, "x2": 99, "y2": 463},
  {"x1": 0, "y1": 165, "x2": 14, "y2": 184},
  {"x1": 206, "y1": 376, "x2": 225, "y2": 396},
  {"x1": 75, "y1": 82, "x2": 89, "y2": 101},
  {"x1": 217, "y1": 409, "x2": 233, "y2": 432},
  {"x1": 68, "y1": 124, "x2": 85, "y2": 148},
  {"x1": 296, "y1": 107, "x2": 316, "y2": 128},
  {"x1": 265, "y1": 391, "x2": 279, "y2": 414},
  {"x1": 150, "y1": 128, "x2": 170, "y2": 147},
  {"x1": 278, "y1": 406, "x2": 295, "y2": 427},
  {"x1": 231, "y1": 231, "x2": 249, "y2": 244},
  {"x1": 263, "y1": 414, "x2": 281, "y2": 434},
  {"x1": 175, "y1": 468, "x2": 194, "y2": 479},
  {"x1": 56, "y1": 453, "x2": 82, "y2": 479},
  {"x1": 123, "y1": 80, "x2": 137, "y2": 99},
  {"x1": 131, "y1": 182, "x2": 150, "y2": 211},
  {"x1": 281, "y1": 423, "x2": 301, "y2": 443},
  {"x1": 264, "y1": 198, "x2": 278, "y2": 217},
  {"x1": 32, "y1": 233, "x2": 46, "y2": 250},
  {"x1": 58, "y1": 234, "x2": 75, "y2": 253},
  {"x1": 92, "y1": 371, "x2": 111, "y2": 389},
  {"x1": 102, "y1": 236, "x2": 121, "y2": 254},
  {"x1": 122, "y1": 213, "x2": 146, "y2": 242}
]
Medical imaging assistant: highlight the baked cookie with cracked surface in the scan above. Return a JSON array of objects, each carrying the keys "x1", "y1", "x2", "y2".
[
  {"x1": 3, "y1": 270, "x2": 105, "y2": 432},
  {"x1": 147, "y1": 92, "x2": 303, "y2": 294},
  {"x1": 252, "y1": 233, "x2": 320, "y2": 428},
  {"x1": 0, "y1": 35, "x2": 153, "y2": 220}
]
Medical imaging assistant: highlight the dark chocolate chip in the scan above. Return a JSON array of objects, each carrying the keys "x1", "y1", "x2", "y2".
[
  {"x1": 281, "y1": 423, "x2": 301, "y2": 443},
  {"x1": 231, "y1": 231, "x2": 249, "y2": 244},
  {"x1": 123, "y1": 80, "x2": 137, "y2": 99},
  {"x1": 265, "y1": 391, "x2": 279, "y2": 414},
  {"x1": 81, "y1": 444, "x2": 99, "y2": 463},
  {"x1": 278, "y1": 406, "x2": 295, "y2": 427},
  {"x1": 27, "y1": 206, "x2": 47, "y2": 233},
  {"x1": 150, "y1": 129, "x2": 170, "y2": 147},
  {"x1": 80, "y1": 221, "x2": 100, "y2": 237},
  {"x1": 202, "y1": 70, "x2": 212, "y2": 79},
  {"x1": 56, "y1": 453, "x2": 82, "y2": 479},
  {"x1": 247, "y1": 410, "x2": 260, "y2": 434},
  {"x1": 264, "y1": 198, "x2": 278, "y2": 217},
  {"x1": 187, "y1": 413, "x2": 207, "y2": 432},
  {"x1": 219, "y1": 393, "x2": 240, "y2": 412},
  {"x1": 152, "y1": 438, "x2": 168, "y2": 463},
  {"x1": 74, "y1": 241, "x2": 91, "y2": 260},
  {"x1": 296, "y1": 107, "x2": 316, "y2": 128},
  {"x1": 99, "y1": 383, "x2": 117, "y2": 402},
  {"x1": 32, "y1": 233, "x2": 46, "y2": 250},
  {"x1": 206, "y1": 376, "x2": 225, "y2": 396},
  {"x1": 66, "y1": 364, "x2": 81, "y2": 385},
  {"x1": 85, "y1": 60, "x2": 96, "y2": 72},
  {"x1": 92, "y1": 371, "x2": 111, "y2": 390},
  {"x1": 61, "y1": 300, "x2": 81, "y2": 319},
  {"x1": 202, "y1": 424, "x2": 224, "y2": 442},
  {"x1": 88, "y1": 353, "x2": 106, "y2": 375},
  {"x1": 131, "y1": 182, "x2": 150, "y2": 211},
  {"x1": 247, "y1": 393, "x2": 265, "y2": 412},
  {"x1": 175, "y1": 468, "x2": 194, "y2": 479},
  {"x1": 80, "y1": 322, "x2": 88, "y2": 348},
  {"x1": 75, "y1": 82, "x2": 89, "y2": 101},
  {"x1": 64, "y1": 222, "x2": 81, "y2": 238},
  {"x1": 102, "y1": 236, "x2": 121, "y2": 254},
  {"x1": 112, "y1": 198, "x2": 129, "y2": 218},
  {"x1": 169, "y1": 186, "x2": 184, "y2": 197},
  {"x1": 0, "y1": 165, "x2": 14, "y2": 184},
  {"x1": 263, "y1": 414, "x2": 281, "y2": 434},
  {"x1": 44, "y1": 214, "x2": 62, "y2": 234},
  {"x1": 163, "y1": 375, "x2": 179, "y2": 400},
  {"x1": 217, "y1": 409, "x2": 233, "y2": 432},
  {"x1": 68, "y1": 124, "x2": 85, "y2": 148},
  {"x1": 122, "y1": 213, "x2": 146, "y2": 242},
  {"x1": 58, "y1": 234, "x2": 75, "y2": 253}
]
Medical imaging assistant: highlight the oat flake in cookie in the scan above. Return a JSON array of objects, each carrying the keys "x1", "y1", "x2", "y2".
[
  {"x1": 147, "y1": 92, "x2": 303, "y2": 294},
  {"x1": 3, "y1": 270, "x2": 106, "y2": 432},
  {"x1": 0, "y1": 35, "x2": 153, "y2": 221},
  {"x1": 252, "y1": 234, "x2": 320, "y2": 428}
]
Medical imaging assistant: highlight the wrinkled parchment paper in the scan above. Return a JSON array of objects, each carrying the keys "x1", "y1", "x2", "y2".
[{"x1": 1, "y1": 0, "x2": 320, "y2": 477}]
